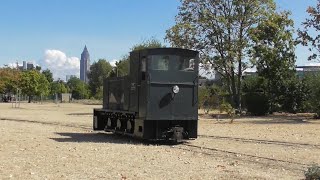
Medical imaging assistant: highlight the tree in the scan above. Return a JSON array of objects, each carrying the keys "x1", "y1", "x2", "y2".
[
  {"x1": 298, "y1": 0, "x2": 320, "y2": 61},
  {"x1": 131, "y1": 38, "x2": 165, "y2": 51},
  {"x1": 88, "y1": 59, "x2": 112, "y2": 96},
  {"x1": 19, "y1": 70, "x2": 49, "y2": 103},
  {"x1": 242, "y1": 75, "x2": 269, "y2": 115},
  {"x1": 0, "y1": 68, "x2": 21, "y2": 94},
  {"x1": 35, "y1": 66, "x2": 41, "y2": 72},
  {"x1": 67, "y1": 77, "x2": 89, "y2": 99},
  {"x1": 51, "y1": 80, "x2": 68, "y2": 95},
  {"x1": 166, "y1": 0, "x2": 275, "y2": 110},
  {"x1": 109, "y1": 56, "x2": 130, "y2": 77},
  {"x1": 37, "y1": 74, "x2": 50, "y2": 101},
  {"x1": 249, "y1": 11, "x2": 296, "y2": 112},
  {"x1": 42, "y1": 69, "x2": 54, "y2": 83},
  {"x1": 110, "y1": 38, "x2": 165, "y2": 77},
  {"x1": 304, "y1": 73, "x2": 320, "y2": 117}
]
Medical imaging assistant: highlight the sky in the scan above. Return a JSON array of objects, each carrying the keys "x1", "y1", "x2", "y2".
[{"x1": 0, "y1": 0, "x2": 318, "y2": 80}]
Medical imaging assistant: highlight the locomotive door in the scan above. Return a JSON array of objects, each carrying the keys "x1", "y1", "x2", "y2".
[
  {"x1": 146, "y1": 50, "x2": 199, "y2": 121},
  {"x1": 129, "y1": 52, "x2": 140, "y2": 113}
]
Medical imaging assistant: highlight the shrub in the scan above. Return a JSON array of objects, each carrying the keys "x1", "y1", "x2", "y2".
[
  {"x1": 219, "y1": 101, "x2": 236, "y2": 123},
  {"x1": 304, "y1": 73, "x2": 320, "y2": 117},
  {"x1": 242, "y1": 76, "x2": 269, "y2": 116},
  {"x1": 198, "y1": 85, "x2": 224, "y2": 114},
  {"x1": 305, "y1": 164, "x2": 320, "y2": 180},
  {"x1": 244, "y1": 92, "x2": 269, "y2": 116}
]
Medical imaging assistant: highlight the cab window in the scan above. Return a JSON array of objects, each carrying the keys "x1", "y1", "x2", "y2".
[
  {"x1": 151, "y1": 55, "x2": 169, "y2": 71},
  {"x1": 177, "y1": 57, "x2": 195, "y2": 71}
]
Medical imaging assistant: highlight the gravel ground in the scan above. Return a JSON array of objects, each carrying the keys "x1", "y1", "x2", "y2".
[{"x1": 0, "y1": 103, "x2": 319, "y2": 180}]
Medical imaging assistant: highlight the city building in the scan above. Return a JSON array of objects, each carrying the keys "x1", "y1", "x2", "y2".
[
  {"x1": 80, "y1": 45, "x2": 90, "y2": 83},
  {"x1": 296, "y1": 65, "x2": 320, "y2": 78},
  {"x1": 17, "y1": 61, "x2": 36, "y2": 71}
]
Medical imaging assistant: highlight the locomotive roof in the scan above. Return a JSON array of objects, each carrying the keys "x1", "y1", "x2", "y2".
[{"x1": 130, "y1": 47, "x2": 198, "y2": 55}]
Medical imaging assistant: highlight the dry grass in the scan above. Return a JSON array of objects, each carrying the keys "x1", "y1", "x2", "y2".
[{"x1": 0, "y1": 103, "x2": 319, "y2": 179}]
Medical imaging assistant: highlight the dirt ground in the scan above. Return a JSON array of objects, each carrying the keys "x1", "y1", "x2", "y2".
[{"x1": 0, "y1": 103, "x2": 319, "y2": 180}]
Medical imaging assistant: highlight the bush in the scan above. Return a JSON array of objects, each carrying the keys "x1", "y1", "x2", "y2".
[
  {"x1": 305, "y1": 164, "x2": 320, "y2": 180},
  {"x1": 304, "y1": 73, "x2": 320, "y2": 117},
  {"x1": 198, "y1": 85, "x2": 224, "y2": 114},
  {"x1": 242, "y1": 76, "x2": 269, "y2": 116},
  {"x1": 219, "y1": 101, "x2": 237, "y2": 123},
  {"x1": 244, "y1": 92, "x2": 269, "y2": 116},
  {"x1": 281, "y1": 77, "x2": 310, "y2": 113}
]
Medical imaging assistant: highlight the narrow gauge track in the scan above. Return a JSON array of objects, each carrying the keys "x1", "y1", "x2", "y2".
[
  {"x1": 176, "y1": 143, "x2": 310, "y2": 172},
  {"x1": 199, "y1": 135, "x2": 320, "y2": 149},
  {"x1": 0, "y1": 117, "x2": 315, "y2": 171},
  {"x1": 0, "y1": 117, "x2": 92, "y2": 131}
]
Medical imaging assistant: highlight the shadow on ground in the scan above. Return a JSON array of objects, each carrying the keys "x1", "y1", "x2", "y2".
[
  {"x1": 50, "y1": 132, "x2": 177, "y2": 146},
  {"x1": 67, "y1": 113, "x2": 92, "y2": 116}
]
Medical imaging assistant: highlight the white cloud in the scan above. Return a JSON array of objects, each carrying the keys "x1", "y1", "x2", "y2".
[
  {"x1": 109, "y1": 59, "x2": 118, "y2": 67},
  {"x1": 7, "y1": 63, "x2": 19, "y2": 68},
  {"x1": 40, "y1": 49, "x2": 80, "y2": 81}
]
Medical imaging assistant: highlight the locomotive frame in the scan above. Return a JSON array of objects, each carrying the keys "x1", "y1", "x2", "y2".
[{"x1": 93, "y1": 48, "x2": 199, "y2": 142}]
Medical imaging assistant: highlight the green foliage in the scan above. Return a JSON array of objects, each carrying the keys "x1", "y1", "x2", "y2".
[
  {"x1": 282, "y1": 77, "x2": 310, "y2": 113},
  {"x1": 94, "y1": 86, "x2": 104, "y2": 100},
  {"x1": 19, "y1": 70, "x2": 50, "y2": 103},
  {"x1": 51, "y1": 80, "x2": 68, "y2": 95},
  {"x1": 109, "y1": 56, "x2": 130, "y2": 77},
  {"x1": 249, "y1": 11, "x2": 297, "y2": 113},
  {"x1": 88, "y1": 59, "x2": 113, "y2": 95},
  {"x1": 37, "y1": 74, "x2": 50, "y2": 97},
  {"x1": 244, "y1": 92, "x2": 269, "y2": 116},
  {"x1": 35, "y1": 66, "x2": 41, "y2": 72},
  {"x1": 67, "y1": 77, "x2": 90, "y2": 99},
  {"x1": 242, "y1": 76, "x2": 268, "y2": 94},
  {"x1": 304, "y1": 73, "x2": 320, "y2": 117},
  {"x1": 110, "y1": 38, "x2": 164, "y2": 78},
  {"x1": 199, "y1": 87, "x2": 215, "y2": 114},
  {"x1": 166, "y1": 0, "x2": 276, "y2": 109},
  {"x1": 199, "y1": 85, "x2": 228, "y2": 114},
  {"x1": 249, "y1": 11, "x2": 296, "y2": 80},
  {"x1": 41, "y1": 69, "x2": 54, "y2": 83},
  {"x1": 131, "y1": 38, "x2": 165, "y2": 51},
  {"x1": 298, "y1": 1, "x2": 320, "y2": 61},
  {"x1": 115, "y1": 58, "x2": 130, "y2": 77},
  {"x1": 0, "y1": 68, "x2": 21, "y2": 94},
  {"x1": 305, "y1": 164, "x2": 320, "y2": 180},
  {"x1": 242, "y1": 76, "x2": 269, "y2": 115},
  {"x1": 219, "y1": 101, "x2": 236, "y2": 123}
]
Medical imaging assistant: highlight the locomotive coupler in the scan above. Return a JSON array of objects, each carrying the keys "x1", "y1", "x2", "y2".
[
  {"x1": 162, "y1": 127, "x2": 185, "y2": 143},
  {"x1": 172, "y1": 127, "x2": 184, "y2": 143}
]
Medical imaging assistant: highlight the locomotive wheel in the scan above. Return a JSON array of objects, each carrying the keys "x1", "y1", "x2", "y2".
[{"x1": 116, "y1": 119, "x2": 121, "y2": 129}]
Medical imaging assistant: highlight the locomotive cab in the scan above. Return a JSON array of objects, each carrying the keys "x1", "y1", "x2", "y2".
[{"x1": 93, "y1": 48, "x2": 199, "y2": 142}]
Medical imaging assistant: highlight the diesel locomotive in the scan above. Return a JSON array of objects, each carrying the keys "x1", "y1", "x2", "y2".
[{"x1": 93, "y1": 48, "x2": 199, "y2": 142}]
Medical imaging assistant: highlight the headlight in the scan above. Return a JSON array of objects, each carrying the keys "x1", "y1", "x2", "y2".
[{"x1": 172, "y1": 85, "x2": 180, "y2": 94}]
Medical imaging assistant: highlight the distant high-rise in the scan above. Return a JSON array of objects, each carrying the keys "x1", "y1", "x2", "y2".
[
  {"x1": 23, "y1": 61, "x2": 27, "y2": 70},
  {"x1": 80, "y1": 45, "x2": 90, "y2": 83}
]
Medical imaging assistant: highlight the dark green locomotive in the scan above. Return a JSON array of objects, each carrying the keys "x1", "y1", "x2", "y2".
[{"x1": 93, "y1": 48, "x2": 199, "y2": 142}]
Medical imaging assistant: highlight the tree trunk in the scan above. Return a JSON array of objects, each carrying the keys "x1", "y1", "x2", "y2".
[
  {"x1": 237, "y1": 59, "x2": 242, "y2": 113},
  {"x1": 230, "y1": 67, "x2": 237, "y2": 108},
  {"x1": 28, "y1": 96, "x2": 32, "y2": 103}
]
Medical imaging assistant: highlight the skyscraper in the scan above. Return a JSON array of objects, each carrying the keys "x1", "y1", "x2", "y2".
[{"x1": 80, "y1": 45, "x2": 90, "y2": 83}]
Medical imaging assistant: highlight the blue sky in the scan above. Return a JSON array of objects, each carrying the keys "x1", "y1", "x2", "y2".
[{"x1": 0, "y1": 0, "x2": 318, "y2": 79}]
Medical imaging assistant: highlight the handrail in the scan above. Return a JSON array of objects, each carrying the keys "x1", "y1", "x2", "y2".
[{"x1": 149, "y1": 81, "x2": 195, "y2": 86}]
